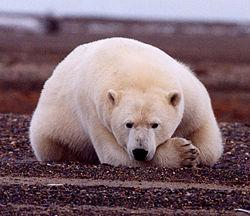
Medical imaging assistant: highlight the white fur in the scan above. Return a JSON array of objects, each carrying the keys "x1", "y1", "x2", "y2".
[{"x1": 29, "y1": 37, "x2": 223, "y2": 167}]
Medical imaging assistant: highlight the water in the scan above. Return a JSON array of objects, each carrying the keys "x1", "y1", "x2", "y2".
[{"x1": 0, "y1": 0, "x2": 250, "y2": 23}]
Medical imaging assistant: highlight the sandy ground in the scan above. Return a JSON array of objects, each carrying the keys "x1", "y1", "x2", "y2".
[
  {"x1": 0, "y1": 17, "x2": 249, "y2": 123},
  {"x1": 0, "y1": 113, "x2": 249, "y2": 215}
]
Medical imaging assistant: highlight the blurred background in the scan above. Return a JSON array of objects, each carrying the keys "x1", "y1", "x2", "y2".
[{"x1": 0, "y1": 0, "x2": 249, "y2": 123}]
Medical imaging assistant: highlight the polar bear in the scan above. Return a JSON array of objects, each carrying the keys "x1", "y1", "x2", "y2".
[{"x1": 29, "y1": 37, "x2": 223, "y2": 168}]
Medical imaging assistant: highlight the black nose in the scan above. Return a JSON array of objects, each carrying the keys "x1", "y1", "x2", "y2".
[{"x1": 132, "y1": 149, "x2": 148, "y2": 161}]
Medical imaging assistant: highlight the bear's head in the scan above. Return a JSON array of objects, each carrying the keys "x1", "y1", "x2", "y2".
[{"x1": 106, "y1": 88, "x2": 184, "y2": 162}]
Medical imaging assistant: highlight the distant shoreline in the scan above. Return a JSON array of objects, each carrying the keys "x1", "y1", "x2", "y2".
[{"x1": 1, "y1": 11, "x2": 250, "y2": 24}]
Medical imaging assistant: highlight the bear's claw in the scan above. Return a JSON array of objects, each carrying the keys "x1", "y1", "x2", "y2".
[{"x1": 173, "y1": 138, "x2": 200, "y2": 167}]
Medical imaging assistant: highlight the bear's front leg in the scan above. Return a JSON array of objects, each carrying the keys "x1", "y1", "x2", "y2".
[
  {"x1": 88, "y1": 123, "x2": 138, "y2": 167},
  {"x1": 152, "y1": 138, "x2": 200, "y2": 168},
  {"x1": 187, "y1": 119, "x2": 223, "y2": 166}
]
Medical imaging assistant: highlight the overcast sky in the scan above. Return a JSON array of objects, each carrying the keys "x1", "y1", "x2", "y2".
[{"x1": 1, "y1": 0, "x2": 250, "y2": 22}]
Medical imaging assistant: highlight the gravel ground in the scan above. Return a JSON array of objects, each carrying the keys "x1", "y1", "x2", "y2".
[{"x1": 0, "y1": 113, "x2": 249, "y2": 215}]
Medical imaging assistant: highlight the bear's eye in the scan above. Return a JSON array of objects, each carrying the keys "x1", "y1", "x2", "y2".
[
  {"x1": 151, "y1": 123, "x2": 159, "y2": 129},
  {"x1": 125, "y1": 122, "x2": 134, "y2": 128}
]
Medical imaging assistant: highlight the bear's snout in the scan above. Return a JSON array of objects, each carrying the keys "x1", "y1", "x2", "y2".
[
  {"x1": 132, "y1": 148, "x2": 148, "y2": 161},
  {"x1": 135, "y1": 136, "x2": 147, "y2": 146},
  {"x1": 127, "y1": 128, "x2": 156, "y2": 161}
]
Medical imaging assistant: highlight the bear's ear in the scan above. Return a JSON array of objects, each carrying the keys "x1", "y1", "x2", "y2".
[
  {"x1": 167, "y1": 91, "x2": 181, "y2": 106},
  {"x1": 107, "y1": 89, "x2": 119, "y2": 106}
]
